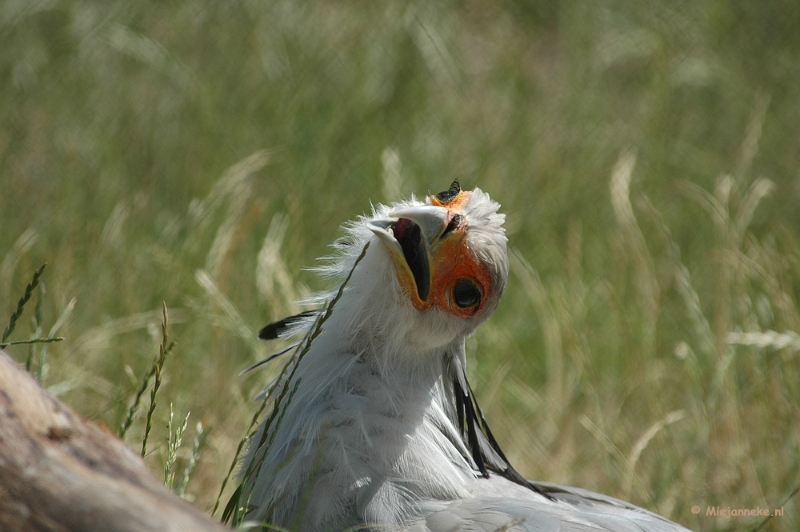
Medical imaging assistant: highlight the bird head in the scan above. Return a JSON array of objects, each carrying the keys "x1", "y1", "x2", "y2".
[{"x1": 363, "y1": 180, "x2": 508, "y2": 351}]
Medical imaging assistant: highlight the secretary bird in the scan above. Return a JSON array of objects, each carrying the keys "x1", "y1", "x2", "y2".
[{"x1": 234, "y1": 181, "x2": 692, "y2": 531}]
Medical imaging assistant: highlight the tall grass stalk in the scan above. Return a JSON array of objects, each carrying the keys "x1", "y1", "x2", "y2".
[
  {"x1": 2, "y1": 263, "x2": 47, "y2": 346},
  {"x1": 219, "y1": 243, "x2": 370, "y2": 526},
  {"x1": 176, "y1": 421, "x2": 206, "y2": 498},
  {"x1": 164, "y1": 404, "x2": 190, "y2": 489},
  {"x1": 141, "y1": 303, "x2": 176, "y2": 457}
]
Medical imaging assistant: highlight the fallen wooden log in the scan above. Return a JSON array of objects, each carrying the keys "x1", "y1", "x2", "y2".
[{"x1": 0, "y1": 349, "x2": 230, "y2": 532}]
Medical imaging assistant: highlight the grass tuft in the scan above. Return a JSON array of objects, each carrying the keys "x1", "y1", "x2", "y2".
[{"x1": 1, "y1": 263, "x2": 66, "y2": 383}]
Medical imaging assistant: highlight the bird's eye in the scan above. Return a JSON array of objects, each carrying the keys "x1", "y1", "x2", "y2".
[{"x1": 452, "y1": 279, "x2": 481, "y2": 308}]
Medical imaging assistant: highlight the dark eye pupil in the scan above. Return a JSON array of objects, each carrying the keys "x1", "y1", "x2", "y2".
[{"x1": 453, "y1": 279, "x2": 481, "y2": 308}]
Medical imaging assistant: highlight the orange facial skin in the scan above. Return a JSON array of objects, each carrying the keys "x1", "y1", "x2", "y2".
[
  {"x1": 428, "y1": 231, "x2": 492, "y2": 318},
  {"x1": 394, "y1": 189, "x2": 492, "y2": 318}
]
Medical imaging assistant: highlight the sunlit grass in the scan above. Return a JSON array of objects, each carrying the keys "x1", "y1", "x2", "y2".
[{"x1": 2, "y1": 1, "x2": 799, "y2": 531}]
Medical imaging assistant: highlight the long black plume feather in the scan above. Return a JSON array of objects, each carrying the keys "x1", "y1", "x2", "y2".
[
  {"x1": 451, "y1": 363, "x2": 555, "y2": 501},
  {"x1": 258, "y1": 310, "x2": 318, "y2": 340}
]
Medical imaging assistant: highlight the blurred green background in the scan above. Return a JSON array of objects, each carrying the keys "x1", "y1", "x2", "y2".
[{"x1": 2, "y1": 1, "x2": 799, "y2": 530}]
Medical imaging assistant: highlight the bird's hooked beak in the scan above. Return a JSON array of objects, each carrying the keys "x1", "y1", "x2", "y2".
[
  {"x1": 367, "y1": 183, "x2": 490, "y2": 317},
  {"x1": 368, "y1": 205, "x2": 449, "y2": 303}
]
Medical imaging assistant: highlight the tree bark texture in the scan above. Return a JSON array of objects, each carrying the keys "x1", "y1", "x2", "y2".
[{"x1": 0, "y1": 349, "x2": 230, "y2": 532}]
